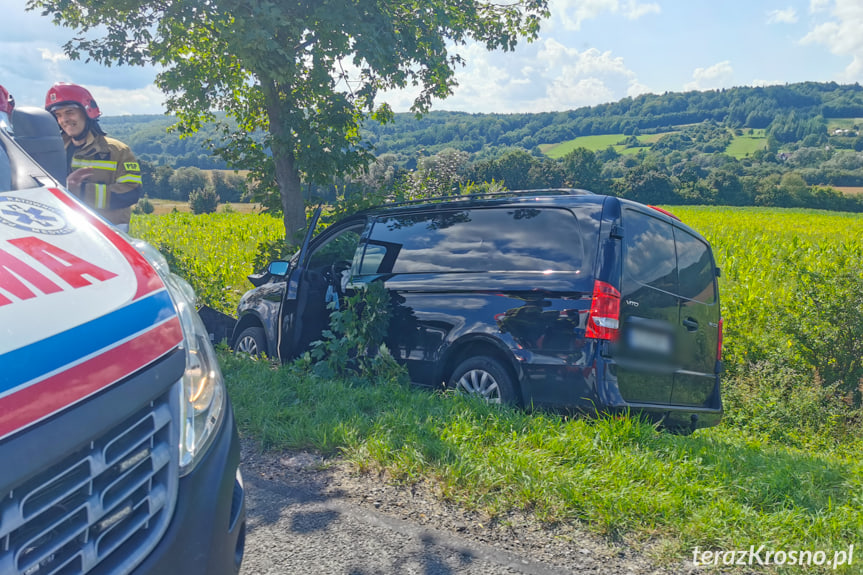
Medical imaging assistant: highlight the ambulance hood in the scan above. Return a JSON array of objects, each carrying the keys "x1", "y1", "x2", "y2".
[{"x1": 0, "y1": 186, "x2": 182, "y2": 440}]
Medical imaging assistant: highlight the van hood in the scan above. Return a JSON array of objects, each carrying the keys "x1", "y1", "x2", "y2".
[{"x1": 0, "y1": 186, "x2": 183, "y2": 440}]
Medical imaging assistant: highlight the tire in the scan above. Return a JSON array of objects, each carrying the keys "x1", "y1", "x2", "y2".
[
  {"x1": 448, "y1": 355, "x2": 518, "y2": 405},
  {"x1": 234, "y1": 326, "x2": 267, "y2": 358}
]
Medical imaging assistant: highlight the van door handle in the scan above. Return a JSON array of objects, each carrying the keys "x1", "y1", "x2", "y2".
[{"x1": 682, "y1": 318, "x2": 699, "y2": 331}]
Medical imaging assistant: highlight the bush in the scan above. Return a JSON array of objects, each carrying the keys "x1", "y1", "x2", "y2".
[
  {"x1": 301, "y1": 281, "x2": 407, "y2": 383},
  {"x1": 722, "y1": 362, "x2": 857, "y2": 448},
  {"x1": 782, "y1": 265, "x2": 863, "y2": 404},
  {"x1": 132, "y1": 195, "x2": 155, "y2": 215},
  {"x1": 189, "y1": 185, "x2": 220, "y2": 214}
]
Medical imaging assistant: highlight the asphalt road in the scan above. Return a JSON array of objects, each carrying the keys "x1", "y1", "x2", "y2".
[{"x1": 241, "y1": 473, "x2": 582, "y2": 575}]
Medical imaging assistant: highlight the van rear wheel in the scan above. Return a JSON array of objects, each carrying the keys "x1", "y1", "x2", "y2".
[{"x1": 449, "y1": 356, "x2": 517, "y2": 405}]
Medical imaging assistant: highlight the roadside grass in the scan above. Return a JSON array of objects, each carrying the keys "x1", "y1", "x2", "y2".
[{"x1": 222, "y1": 351, "x2": 863, "y2": 572}]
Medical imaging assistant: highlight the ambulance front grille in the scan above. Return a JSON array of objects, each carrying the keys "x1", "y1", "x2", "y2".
[{"x1": 0, "y1": 390, "x2": 177, "y2": 575}]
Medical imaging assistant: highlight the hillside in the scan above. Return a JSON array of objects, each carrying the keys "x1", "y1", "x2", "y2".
[
  {"x1": 106, "y1": 82, "x2": 863, "y2": 212},
  {"x1": 103, "y1": 81, "x2": 863, "y2": 167}
]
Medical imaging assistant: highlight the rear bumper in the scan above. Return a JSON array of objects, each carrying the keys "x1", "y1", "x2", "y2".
[{"x1": 131, "y1": 400, "x2": 246, "y2": 575}]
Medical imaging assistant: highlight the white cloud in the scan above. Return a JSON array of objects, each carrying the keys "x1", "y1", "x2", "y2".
[
  {"x1": 810, "y1": 0, "x2": 830, "y2": 13},
  {"x1": 800, "y1": 0, "x2": 863, "y2": 82},
  {"x1": 377, "y1": 38, "x2": 645, "y2": 114},
  {"x1": 39, "y1": 49, "x2": 69, "y2": 64},
  {"x1": 767, "y1": 8, "x2": 798, "y2": 24},
  {"x1": 622, "y1": 0, "x2": 661, "y2": 20},
  {"x1": 550, "y1": 0, "x2": 660, "y2": 31},
  {"x1": 683, "y1": 61, "x2": 734, "y2": 91},
  {"x1": 91, "y1": 84, "x2": 166, "y2": 116}
]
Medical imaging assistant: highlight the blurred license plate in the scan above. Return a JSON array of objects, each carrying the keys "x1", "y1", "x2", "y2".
[{"x1": 628, "y1": 328, "x2": 672, "y2": 354}]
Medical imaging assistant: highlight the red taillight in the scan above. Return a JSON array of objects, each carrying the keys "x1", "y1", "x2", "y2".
[
  {"x1": 586, "y1": 280, "x2": 620, "y2": 340},
  {"x1": 717, "y1": 317, "x2": 724, "y2": 361}
]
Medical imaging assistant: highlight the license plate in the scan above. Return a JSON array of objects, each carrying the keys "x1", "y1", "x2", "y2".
[{"x1": 628, "y1": 327, "x2": 672, "y2": 355}]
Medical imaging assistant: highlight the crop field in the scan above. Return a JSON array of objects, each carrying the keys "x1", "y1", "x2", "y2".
[
  {"x1": 131, "y1": 205, "x2": 863, "y2": 374},
  {"x1": 130, "y1": 211, "x2": 284, "y2": 313},
  {"x1": 146, "y1": 199, "x2": 263, "y2": 215}
]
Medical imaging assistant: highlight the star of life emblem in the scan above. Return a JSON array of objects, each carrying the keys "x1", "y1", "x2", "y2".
[{"x1": 0, "y1": 195, "x2": 73, "y2": 235}]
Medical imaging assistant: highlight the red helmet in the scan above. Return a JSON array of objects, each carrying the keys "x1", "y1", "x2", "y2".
[
  {"x1": 0, "y1": 85, "x2": 13, "y2": 115},
  {"x1": 45, "y1": 82, "x2": 101, "y2": 119}
]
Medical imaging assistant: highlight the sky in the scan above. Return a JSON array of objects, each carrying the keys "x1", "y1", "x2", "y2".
[{"x1": 2, "y1": 0, "x2": 862, "y2": 117}]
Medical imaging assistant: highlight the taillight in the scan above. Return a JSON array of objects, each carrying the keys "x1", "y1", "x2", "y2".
[
  {"x1": 717, "y1": 317, "x2": 724, "y2": 361},
  {"x1": 586, "y1": 280, "x2": 620, "y2": 340}
]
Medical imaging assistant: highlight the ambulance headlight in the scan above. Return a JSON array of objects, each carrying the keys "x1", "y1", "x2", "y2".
[{"x1": 131, "y1": 239, "x2": 226, "y2": 475}]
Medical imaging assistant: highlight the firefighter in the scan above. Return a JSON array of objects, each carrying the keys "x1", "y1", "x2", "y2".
[{"x1": 45, "y1": 82, "x2": 141, "y2": 232}]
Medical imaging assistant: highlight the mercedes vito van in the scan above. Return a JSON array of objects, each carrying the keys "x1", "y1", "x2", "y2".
[{"x1": 235, "y1": 190, "x2": 723, "y2": 431}]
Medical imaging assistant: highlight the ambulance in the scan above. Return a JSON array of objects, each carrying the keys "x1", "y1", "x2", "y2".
[{"x1": 0, "y1": 97, "x2": 245, "y2": 574}]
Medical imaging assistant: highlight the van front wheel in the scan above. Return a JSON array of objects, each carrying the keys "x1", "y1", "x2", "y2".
[
  {"x1": 449, "y1": 356, "x2": 517, "y2": 405},
  {"x1": 235, "y1": 326, "x2": 266, "y2": 358}
]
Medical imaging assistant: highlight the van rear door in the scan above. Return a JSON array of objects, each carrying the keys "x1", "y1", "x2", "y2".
[
  {"x1": 617, "y1": 208, "x2": 678, "y2": 405},
  {"x1": 669, "y1": 227, "x2": 720, "y2": 407}
]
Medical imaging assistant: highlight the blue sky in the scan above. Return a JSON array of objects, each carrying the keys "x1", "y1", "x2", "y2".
[{"x1": 2, "y1": 0, "x2": 862, "y2": 116}]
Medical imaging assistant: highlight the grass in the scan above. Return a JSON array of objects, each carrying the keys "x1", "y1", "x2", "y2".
[
  {"x1": 540, "y1": 127, "x2": 768, "y2": 160},
  {"x1": 725, "y1": 131, "x2": 767, "y2": 158},
  {"x1": 222, "y1": 351, "x2": 863, "y2": 572},
  {"x1": 539, "y1": 133, "x2": 665, "y2": 158}
]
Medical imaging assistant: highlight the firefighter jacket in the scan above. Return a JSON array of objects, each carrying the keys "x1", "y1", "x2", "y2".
[{"x1": 62, "y1": 131, "x2": 142, "y2": 226}]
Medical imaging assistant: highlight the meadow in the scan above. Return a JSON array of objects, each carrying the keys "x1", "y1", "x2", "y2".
[
  {"x1": 130, "y1": 205, "x2": 863, "y2": 572},
  {"x1": 540, "y1": 128, "x2": 768, "y2": 160}
]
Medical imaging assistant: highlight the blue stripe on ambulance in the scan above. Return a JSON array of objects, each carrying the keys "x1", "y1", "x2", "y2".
[{"x1": 0, "y1": 289, "x2": 177, "y2": 393}]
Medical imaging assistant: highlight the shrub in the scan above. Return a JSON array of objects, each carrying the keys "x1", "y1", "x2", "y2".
[
  {"x1": 132, "y1": 195, "x2": 155, "y2": 215},
  {"x1": 301, "y1": 281, "x2": 407, "y2": 383},
  {"x1": 721, "y1": 362, "x2": 857, "y2": 448},
  {"x1": 189, "y1": 185, "x2": 220, "y2": 214}
]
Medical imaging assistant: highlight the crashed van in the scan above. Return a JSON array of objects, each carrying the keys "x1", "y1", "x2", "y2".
[{"x1": 0, "y1": 103, "x2": 245, "y2": 574}]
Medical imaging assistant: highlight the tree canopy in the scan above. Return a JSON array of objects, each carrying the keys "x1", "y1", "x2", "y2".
[{"x1": 29, "y1": 0, "x2": 549, "y2": 236}]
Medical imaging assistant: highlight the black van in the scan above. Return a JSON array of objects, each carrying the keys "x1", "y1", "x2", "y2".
[{"x1": 234, "y1": 191, "x2": 723, "y2": 430}]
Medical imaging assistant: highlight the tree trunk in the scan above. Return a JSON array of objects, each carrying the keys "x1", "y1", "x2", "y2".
[{"x1": 262, "y1": 81, "x2": 305, "y2": 239}]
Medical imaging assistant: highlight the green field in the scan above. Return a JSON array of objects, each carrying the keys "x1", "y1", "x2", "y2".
[
  {"x1": 132, "y1": 206, "x2": 863, "y2": 572},
  {"x1": 541, "y1": 128, "x2": 769, "y2": 160},
  {"x1": 540, "y1": 133, "x2": 665, "y2": 158},
  {"x1": 725, "y1": 130, "x2": 768, "y2": 158}
]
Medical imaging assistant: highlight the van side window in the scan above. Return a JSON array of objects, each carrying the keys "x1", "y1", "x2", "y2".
[
  {"x1": 307, "y1": 225, "x2": 363, "y2": 271},
  {"x1": 674, "y1": 228, "x2": 716, "y2": 303},
  {"x1": 360, "y1": 208, "x2": 585, "y2": 274},
  {"x1": 623, "y1": 210, "x2": 677, "y2": 294}
]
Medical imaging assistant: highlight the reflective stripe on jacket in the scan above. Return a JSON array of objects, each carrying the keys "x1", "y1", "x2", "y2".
[{"x1": 64, "y1": 132, "x2": 141, "y2": 225}]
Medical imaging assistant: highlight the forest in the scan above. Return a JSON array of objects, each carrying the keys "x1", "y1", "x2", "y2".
[{"x1": 107, "y1": 81, "x2": 863, "y2": 212}]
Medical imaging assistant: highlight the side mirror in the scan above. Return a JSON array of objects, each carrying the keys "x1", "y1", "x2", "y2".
[
  {"x1": 268, "y1": 260, "x2": 290, "y2": 276},
  {"x1": 247, "y1": 260, "x2": 291, "y2": 288}
]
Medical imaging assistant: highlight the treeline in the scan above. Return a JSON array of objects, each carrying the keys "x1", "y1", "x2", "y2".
[
  {"x1": 137, "y1": 162, "x2": 249, "y2": 203},
  {"x1": 109, "y1": 81, "x2": 863, "y2": 213},
  {"x1": 317, "y1": 131, "x2": 863, "y2": 214}
]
